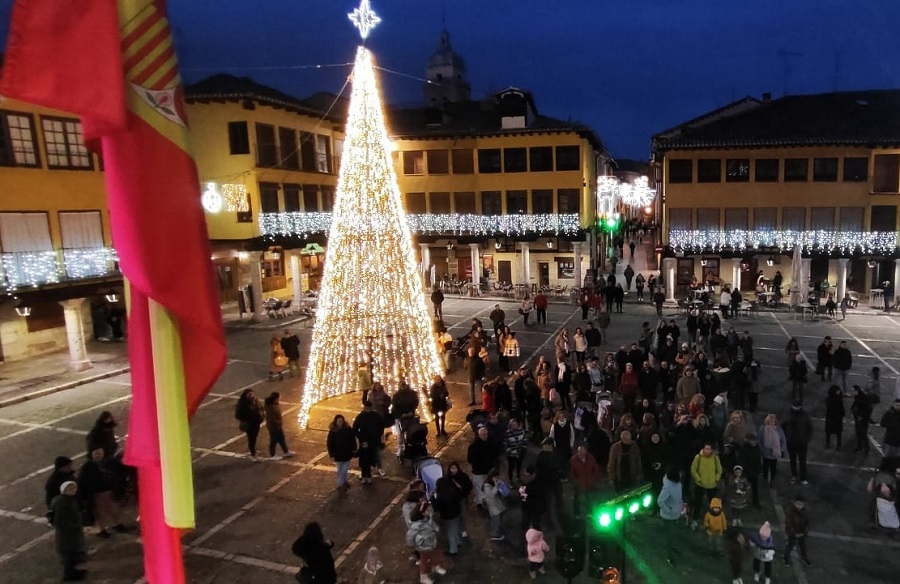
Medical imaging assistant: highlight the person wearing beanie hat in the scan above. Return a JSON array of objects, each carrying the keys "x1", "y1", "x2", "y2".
[
  {"x1": 749, "y1": 520, "x2": 775, "y2": 584},
  {"x1": 51, "y1": 480, "x2": 86, "y2": 581},
  {"x1": 45, "y1": 455, "x2": 76, "y2": 518},
  {"x1": 727, "y1": 465, "x2": 751, "y2": 526},
  {"x1": 357, "y1": 546, "x2": 385, "y2": 584}
]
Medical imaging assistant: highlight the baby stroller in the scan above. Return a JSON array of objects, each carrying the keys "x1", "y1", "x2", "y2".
[
  {"x1": 416, "y1": 456, "x2": 443, "y2": 499},
  {"x1": 400, "y1": 419, "x2": 429, "y2": 463},
  {"x1": 466, "y1": 409, "x2": 489, "y2": 433},
  {"x1": 869, "y1": 456, "x2": 900, "y2": 534},
  {"x1": 452, "y1": 333, "x2": 472, "y2": 359}
]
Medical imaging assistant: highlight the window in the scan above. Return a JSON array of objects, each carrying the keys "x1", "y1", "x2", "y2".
[
  {"x1": 506, "y1": 190, "x2": 527, "y2": 213},
  {"x1": 810, "y1": 207, "x2": 835, "y2": 230},
  {"x1": 532, "y1": 189, "x2": 553, "y2": 213},
  {"x1": 0, "y1": 212, "x2": 54, "y2": 287},
  {"x1": 259, "y1": 183, "x2": 279, "y2": 213},
  {"x1": 725, "y1": 159, "x2": 750, "y2": 182},
  {"x1": 843, "y1": 157, "x2": 868, "y2": 182},
  {"x1": 303, "y1": 186, "x2": 319, "y2": 211},
  {"x1": 478, "y1": 148, "x2": 501, "y2": 173},
  {"x1": 59, "y1": 211, "x2": 107, "y2": 278},
  {"x1": 782, "y1": 207, "x2": 806, "y2": 230},
  {"x1": 228, "y1": 121, "x2": 250, "y2": 155},
  {"x1": 754, "y1": 159, "x2": 779, "y2": 182},
  {"x1": 282, "y1": 184, "x2": 301, "y2": 212},
  {"x1": 454, "y1": 192, "x2": 476, "y2": 214},
  {"x1": 839, "y1": 207, "x2": 864, "y2": 231},
  {"x1": 529, "y1": 146, "x2": 553, "y2": 172},
  {"x1": 451, "y1": 149, "x2": 474, "y2": 173},
  {"x1": 753, "y1": 207, "x2": 777, "y2": 230},
  {"x1": 871, "y1": 205, "x2": 897, "y2": 232},
  {"x1": 255, "y1": 123, "x2": 277, "y2": 168},
  {"x1": 481, "y1": 191, "x2": 502, "y2": 215},
  {"x1": 300, "y1": 132, "x2": 316, "y2": 170},
  {"x1": 557, "y1": 189, "x2": 580, "y2": 214},
  {"x1": 404, "y1": 192, "x2": 427, "y2": 214},
  {"x1": 426, "y1": 150, "x2": 449, "y2": 174},
  {"x1": 724, "y1": 208, "x2": 748, "y2": 231},
  {"x1": 320, "y1": 187, "x2": 334, "y2": 212},
  {"x1": 557, "y1": 259, "x2": 575, "y2": 279},
  {"x1": 784, "y1": 158, "x2": 808, "y2": 182},
  {"x1": 403, "y1": 150, "x2": 425, "y2": 175},
  {"x1": 668, "y1": 159, "x2": 692, "y2": 183},
  {"x1": 504, "y1": 148, "x2": 527, "y2": 172},
  {"x1": 813, "y1": 157, "x2": 838, "y2": 181},
  {"x1": 696, "y1": 208, "x2": 720, "y2": 230},
  {"x1": 41, "y1": 117, "x2": 92, "y2": 169},
  {"x1": 315, "y1": 135, "x2": 331, "y2": 173},
  {"x1": 1, "y1": 111, "x2": 39, "y2": 167},
  {"x1": 668, "y1": 208, "x2": 692, "y2": 230},
  {"x1": 697, "y1": 159, "x2": 721, "y2": 183},
  {"x1": 278, "y1": 127, "x2": 299, "y2": 170},
  {"x1": 555, "y1": 146, "x2": 580, "y2": 171},
  {"x1": 430, "y1": 192, "x2": 451, "y2": 214},
  {"x1": 873, "y1": 154, "x2": 900, "y2": 193}
]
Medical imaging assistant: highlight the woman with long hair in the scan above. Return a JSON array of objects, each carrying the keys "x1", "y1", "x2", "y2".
[
  {"x1": 292, "y1": 521, "x2": 337, "y2": 584},
  {"x1": 326, "y1": 415, "x2": 357, "y2": 492},
  {"x1": 234, "y1": 389, "x2": 265, "y2": 461}
]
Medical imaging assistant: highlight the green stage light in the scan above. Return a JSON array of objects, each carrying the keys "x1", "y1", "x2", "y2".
[
  {"x1": 614, "y1": 507, "x2": 624, "y2": 521},
  {"x1": 628, "y1": 501, "x2": 640, "y2": 514},
  {"x1": 642, "y1": 494, "x2": 653, "y2": 508},
  {"x1": 598, "y1": 512, "x2": 611, "y2": 527},
  {"x1": 605, "y1": 216, "x2": 618, "y2": 229}
]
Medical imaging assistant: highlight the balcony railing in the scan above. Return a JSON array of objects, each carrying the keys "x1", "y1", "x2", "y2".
[
  {"x1": 1, "y1": 247, "x2": 119, "y2": 290},
  {"x1": 258, "y1": 212, "x2": 582, "y2": 238},
  {"x1": 668, "y1": 229, "x2": 899, "y2": 254}
]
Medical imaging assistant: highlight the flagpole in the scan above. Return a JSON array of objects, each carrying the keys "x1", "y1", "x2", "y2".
[{"x1": 148, "y1": 296, "x2": 196, "y2": 528}]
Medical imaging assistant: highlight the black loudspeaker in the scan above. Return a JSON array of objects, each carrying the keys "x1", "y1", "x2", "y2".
[{"x1": 555, "y1": 532, "x2": 585, "y2": 580}]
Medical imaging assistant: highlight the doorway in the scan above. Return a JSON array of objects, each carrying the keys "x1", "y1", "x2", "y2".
[
  {"x1": 497, "y1": 260, "x2": 512, "y2": 285},
  {"x1": 538, "y1": 262, "x2": 550, "y2": 287}
]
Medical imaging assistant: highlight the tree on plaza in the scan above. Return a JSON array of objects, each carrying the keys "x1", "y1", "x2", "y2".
[{"x1": 297, "y1": 42, "x2": 443, "y2": 427}]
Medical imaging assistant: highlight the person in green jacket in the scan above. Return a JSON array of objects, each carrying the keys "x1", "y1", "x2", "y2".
[
  {"x1": 51, "y1": 481, "x2": 86, "y2": 581},
  {"x1": 690, "y1": 442, "x2": 723, "y2": 528}
]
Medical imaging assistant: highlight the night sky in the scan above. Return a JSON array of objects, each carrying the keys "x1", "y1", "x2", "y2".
[{"x1": 2, "y1": 0, "x2": 900, "y2": 160}]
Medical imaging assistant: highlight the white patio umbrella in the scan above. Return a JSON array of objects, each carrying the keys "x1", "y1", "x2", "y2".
[{"x1": 789, "y1": 244, "x2": 803, "y2": 307}]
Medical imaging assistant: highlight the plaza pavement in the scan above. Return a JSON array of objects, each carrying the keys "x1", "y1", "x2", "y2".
[{"x1": 1, "y1": 293, "x2": 900, "y2": 583}]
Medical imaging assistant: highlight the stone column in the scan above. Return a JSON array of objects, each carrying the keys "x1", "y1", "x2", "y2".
[
  {"x1": 731, "y1": 258, "x2": 742, "y2": 292},
  {"x1": 469, "y1": 243, "x2": 481, "y2": 288},
  {"x1": 520, "y1": 242, "x2": 531, "y2": 287},
  {"x1": 248, "y1": 251, "x2": 265, "y2": 322},
  {"x1": 59, "y1": 298, "x2": 92, "y2": 372},
  {"x1": 419, "y1": 243, "x2": 431, "y2": 290},
  {"x1": 290, "y1": 251, "x2": 303, "y2": 307},
  {"x1": 800, "y1": 258, "x2": 812, "y2": 297},
  {"x1": 573, "y1": 242, "x2": 583, "y2": 289},
  {"x1": 837, "y1": 258, "x2": 850, "y2": 302},
  {"x1": 893, "y1": 259, "x2": 900, "y2": 306},
  {"x1": 664, "y1": 257, "x2": 676, "y2": 303}
]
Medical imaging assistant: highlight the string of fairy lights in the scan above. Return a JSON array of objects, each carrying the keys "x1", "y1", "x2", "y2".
[
  {"x1": 668, "y1": 229, "x2": 898, "y2": 254},
  {"x1": 258, "y1": 211, "x2": 581, "y2": 238},
  {"x1": 296, "y1": 42, "x2": 442, "y2": 428},
  {"x1": 1, "y1": 247, "x2": 118, "y2": 289}
]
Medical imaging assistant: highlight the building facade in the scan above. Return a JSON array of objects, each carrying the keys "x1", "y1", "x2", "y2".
[
  {"x1": 0, "y1": 95, "x2": 121, "y2": 364},
  {"x1": 652, "y1": 90, "x2": 900, "y2": 304}
]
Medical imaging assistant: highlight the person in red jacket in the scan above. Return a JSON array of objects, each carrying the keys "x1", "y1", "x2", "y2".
[
  {"x1": 570, "y1": 443, "x2": 601, "y2": 517},
  {"x1": 533, "y1": 291, "x2": 549, "y2": 325},
  {"x1": 619, "y1": 362, "x2": 640, "y2": 416}
]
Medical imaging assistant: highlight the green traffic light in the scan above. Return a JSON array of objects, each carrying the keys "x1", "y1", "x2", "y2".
[
  {"x1": 642, "y1": 494, "x2": 653, "y2": 508},
  {"x1": 598, "y1": 512, "x2": 611, "y2": 527}
]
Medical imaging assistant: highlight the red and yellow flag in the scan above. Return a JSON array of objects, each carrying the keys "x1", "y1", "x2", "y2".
[{"x1": 1, "y1": 1, "x2": 226, "y2": 582}]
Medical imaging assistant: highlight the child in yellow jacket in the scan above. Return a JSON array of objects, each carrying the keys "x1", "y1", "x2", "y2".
[{"x1": 704, "y1": 497, "x2": 727, "y2": 556}]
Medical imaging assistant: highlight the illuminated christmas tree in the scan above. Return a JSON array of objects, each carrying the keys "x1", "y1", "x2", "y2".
[{"x1": 298, "y1": 11, "x2": 442, "y2": 427}]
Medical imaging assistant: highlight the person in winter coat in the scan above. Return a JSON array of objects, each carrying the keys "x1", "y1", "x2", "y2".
[
  {"x1": 569, "y1": 443, "x2": 601, "y2": 517},
  {"x1": 353, "y1": 402, "x2": 385, "y2": 484},
  {"x1": 468, "y1": 426, "x2": 499, "y2": 507},
  {"x1": 880, "y1": 398, "x2": 900, "y2": 457},
  {"x1": 750, "y1": 521, "x2": 776, "y2": 584},
  {"x1": 758, "y1": 414, "x2": 786, "y2": 486},
  {"x1": 429, "y1": 375, "x2": 451, "y2": 436},
  {"x1": 789, "y1": 353, "x2": 809, "y2": 404},
  {"x1": 704, "y1": 497, "x2": 727, "y2": 555},
  {"x1": 52, "y1": 481, "x2": 87, "y2": 581},
  {"x1": 850, "y1": 385, "x2": 874, "y2": 455},
  {"x1": 640, "y1": 431, "x2": 667, "y2": 496},
  {"x1": 293, "y1": 521, "x2": 337, "y2": 584},
  {"x1": 618, "y1": 363, "x2": 639, "y2": 414},
  {"x1": 727, "y1": 465, "x2": 751, "y2": 526},
  {"x1": 824, "y1": 384, "x2": 846, "y2": 450},
  {"x1": 407, "y1": 504, "x2": 447, "y2": 584},
  {"x1": 369, "y1": 382, "x2": 392, "y2": 423},
  {"x1": 465, "y1": 347, "x2": 487, "y2": 406},
  {"x1": 482, "y1": 469, "x2": 507, "y2": 540},
  {"x1": 434, "y1": 462, "x2": 471, "y2": 554},
  {"x1": 708, "y1": 395, "x2": 729, "y2": 449},
  {"x1": 690, "y1": 443, "x2": 723, "y2": 526},
  {"x1": 783, "y1": 494, "x2": 812, "y2": 568},
  {"x1": 549, "y1": 411, "x2": 575, "y2": 475},
  {"x1": 86, "y1": 411, "x2": 118, "y2": 459},
  {"x1": 269, "y1": 334, "x2": 287, "y2": 381},
  {"x1": 45, "y1": 456, "x2": 75, "y2": 523},
  {"x1": 608, "y1": 430, "x2": 643, "y2": 493},
  {"x1": 657, "y1": 469, "x2": 683, "y2": 565},
  {"x1": 264, "y1": 392, "x2": 294, "y2": 460},
  {"x1": 675, "y1": 366, "x2": 701, "y2": 405},
  {"x1": 235, "y1": 389, "x2": 265, "y2": 461},
  {"x1": 723, "y1": 410, "x2": 754, "y2": 447},
  {"x1": 525, "y1": 527, "x2": 550, "y2": 578},
  {"x1": 782, "y1": 403, "x2": 813, "y2": 485},
  {"x1": 723, "y1": 527, "x2": 748, "y2": 584},
  {"x1": 833, "y1": 340, "x2": 853, "y2": 394},
  {"x1": 357, "y1": 546, "x2": 385, "y2": 584},
  {"x1": 326, "y1": 414, "x2": 357, "y2": 492},
  {"x1": 77, "y1": 448, "x2": 121, "y2": 538},
  {"x1": 505, "y1": 418, "x2": 526, "y2": 484},
  {"x1": 737, "y1": 434, "x2": 763, "y2": 508}
]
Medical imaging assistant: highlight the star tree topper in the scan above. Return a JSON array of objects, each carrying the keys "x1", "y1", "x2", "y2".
[{"x1": 348, "y1": 0, "x2": 381, "y2": 40}]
